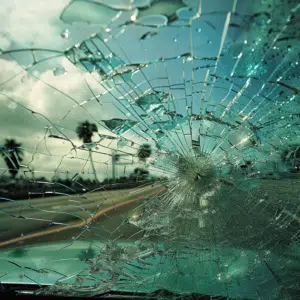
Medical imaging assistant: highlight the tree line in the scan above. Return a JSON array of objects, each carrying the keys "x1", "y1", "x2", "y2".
[{"x1": 1, "y1": 121, "x2": 153, "y2": 185}]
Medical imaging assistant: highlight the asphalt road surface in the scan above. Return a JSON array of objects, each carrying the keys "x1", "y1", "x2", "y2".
[
  {"x1": 0, "y1": 178, "x2": 299, "y2": 249},
  {"x1": 0, "y1": 183, "x2": 166, "y2": 248}
]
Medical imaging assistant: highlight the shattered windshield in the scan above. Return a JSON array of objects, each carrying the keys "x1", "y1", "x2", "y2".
[{"x1": 0, "y1": 0, "x2": 299, "y2": 299}]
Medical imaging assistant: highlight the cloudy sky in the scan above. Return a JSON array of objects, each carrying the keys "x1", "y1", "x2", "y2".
[
  {"x1": 0, "y1": 0, "x2": 197, "y2": 180},
  {"x1": 1, "y1": 0, "x2": 294, "y2": 181},
  {"x1": 0, "y1": 0, "x2": 134, "y2": 180},
  {"x1": 0, "y1": 0, "x2": 201, "y2": 180}
]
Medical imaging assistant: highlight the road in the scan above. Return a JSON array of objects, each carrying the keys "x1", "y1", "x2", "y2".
[
  {"x1": 0, "y1": 178, "x2": 299, "y2": 249},
  {"x1": 0, "y1": 183, "x2": 166, "y2": 248}
]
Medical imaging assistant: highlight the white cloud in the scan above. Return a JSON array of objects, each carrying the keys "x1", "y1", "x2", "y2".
[
  {"x1": 0, "y1": 1, "x2": 135, "y2": 180},
  {"x1": 0, "y1": 0, "x2": 71, "y2": 50},
  {"x1": 0, "y1": 57, "x2": 117, "y2": 179},
  {"x1": 0, "y1": 0, "x2": 108, "y2": 52},
  {"x1": 0, "y1": 56, "x2": 107, "y2": 118}
]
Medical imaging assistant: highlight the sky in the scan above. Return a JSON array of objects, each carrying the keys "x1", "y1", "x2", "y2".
[
  {"x1": 0, "y1": 0, "x2": 299, "y2": 181},
  {"x1": 0, "y1": 0, "x2": 191, "y2": 180},
  {"x1": 0, "y1": 0, "x2": 125, "y2": 180},
  {"x1": 0, "y1": 0, "x2": 208, "y2": 180}
]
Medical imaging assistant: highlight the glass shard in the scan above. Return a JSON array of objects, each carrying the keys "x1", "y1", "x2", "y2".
[{"x1": 102, "y1": 118, "x2": 138, "y2": 135}]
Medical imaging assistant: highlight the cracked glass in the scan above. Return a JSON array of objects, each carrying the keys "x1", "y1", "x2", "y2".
[{"x1": 0, "y1": 0, "x2": 299, "y2": 299}]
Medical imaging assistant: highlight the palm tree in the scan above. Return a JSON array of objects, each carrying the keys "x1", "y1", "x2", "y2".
[
  {"x1": 137, "y1": 144, "x2": 152, "y2": 162},
  {"x1": 133, "y1": 167, "x2": 149, "y2": 182},
  {"x1": 0, "y1": 139, "x2": 24, "y2": 179},
  {"x1": 76, "y1": 121, "x2": 99, "y2": 182}
]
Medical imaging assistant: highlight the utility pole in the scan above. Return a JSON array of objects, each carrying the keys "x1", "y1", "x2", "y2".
[
  {"x1": 112, "y1": 152, "x2": 133, "y2": 182},
  {"x1": 31, "y1": 167, "x2": 35, "y2": 180}
]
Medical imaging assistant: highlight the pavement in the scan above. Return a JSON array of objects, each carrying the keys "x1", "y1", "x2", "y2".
[
  {"x1": 0, "y1": 179, "x2": 299, "y2": 298},
  {"x1": 0, "y1": 183, "x2": 166, "y2": 248},
  {"x1": 0, "y1": 177, "x2": 299, "y2": 249}
]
